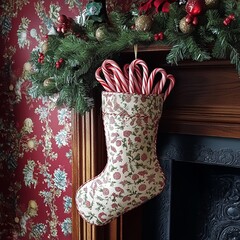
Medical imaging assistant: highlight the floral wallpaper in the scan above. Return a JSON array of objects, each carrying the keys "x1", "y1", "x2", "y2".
[{"x1": 0, "y1": 1, "x2": 88, "y2": 239}]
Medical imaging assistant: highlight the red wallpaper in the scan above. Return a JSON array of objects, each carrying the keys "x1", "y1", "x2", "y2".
[{"x1": 0, "y1": 1, "x2": 88, "y2": 239}]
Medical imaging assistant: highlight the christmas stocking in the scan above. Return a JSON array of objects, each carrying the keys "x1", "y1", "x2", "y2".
[{"x1": 76, "y1": 91, "x2": 165, "y2": 225}]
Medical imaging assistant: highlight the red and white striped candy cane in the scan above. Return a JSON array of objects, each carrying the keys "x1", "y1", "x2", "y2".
[
  {"x1": 133, "y1": 65, "x2": 144, "y2": 94},
  {"x1": 103, "y1": 60, "x2": 128, "y2": 93},
  {"x1": 163, "y1": 74, "x2": 175, "y2": 101},
  {"x1": 123, "y1": 64, "x2": 142, "y2": 94},
  {"x1": 101, "y1": 61, "x2": 121, "y2": 92},
  {"x1": 129, "y1": 59, "x2": 149, "y2": 94},
  {"x1": 95, "y1": 67, "x2": 114, "y2": 92},
  {"x1": 123, "y1": 64, "x2": 129, "y2": 82},
  {"x1": 147, "y1": 68, "x2": 167, "y2": 95}
]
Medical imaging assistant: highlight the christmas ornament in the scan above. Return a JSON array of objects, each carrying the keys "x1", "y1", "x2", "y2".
[
  {"x1": 23, "y1": 62, "x2": 32, "y2": 72},
  {"x1": 205, "y1": 0, "x2": 219, "y2": 9},
  {"x1": 179, "y1": 17, "x2": 195, "y2": 33},
  {"x1": 43, "y1": 78, "x2": 54, "y2": 87},
  {"x1": 56, "y1": 14, "x2": 74, "y2": 33},
  {"x1": 76, "y1": 59, "x2": 175, "y2": 225},
  {"x1": 185, "y1": 0, "x2": 206, "y2": 25},
  {"x1": 135, "y1": 15, "x2": 153, "y2": 31},
  {"x1": 41, "y1": 41, "x2": 48, "y2": 54},
  {"x1": 95, "y1": 26, "x2": 107, "y2": 41}
]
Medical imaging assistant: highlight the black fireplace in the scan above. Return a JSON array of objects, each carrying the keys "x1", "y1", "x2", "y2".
[{"x1": 142, "y1": 133, "x2": 240, "y2": 240}]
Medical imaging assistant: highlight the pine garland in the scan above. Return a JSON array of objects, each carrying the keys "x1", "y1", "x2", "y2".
[{"x1": 27, "y1": 0, "x2": 240, "y2": 114}]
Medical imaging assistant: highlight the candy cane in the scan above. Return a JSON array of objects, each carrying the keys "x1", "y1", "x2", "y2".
[
  {"x1": 103, "y1": 60, "x2": 128, "y2": 92},
  {"x1": 124, "y1": 64, "x2": 142, "y2": 93},
  {"x1": 101, "y1": 68, "x2": 117, "y2": 92},
  {"x1": 95, "y1": 67, "x2": 114, "y2": 92},
  {"x1": 111, "y1": 66, "x2": 129, "y2": 92},
  {"x1": 147, "y1": 68, "x2": 167, "y2": 95},
  {"x1": 163, "y1": 74, "x2": 175, "y2": 101},
  {"x1": 129, "y1": 59, "x2": 149, "y2": 94},
  {"x1": 134, "y1": 65, "x2": 143, "y2": 94},
  {"x1": 95, "y1": 58, "x2": 175, "y2": 97},
  {"x1": 123, "y1": 64, "x2": 129, "y2": 81}
]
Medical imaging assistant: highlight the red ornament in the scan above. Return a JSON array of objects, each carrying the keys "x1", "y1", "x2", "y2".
[
  {"x1": 56, "y1": 14, "x2": 74, "y2": 34},
  {"x1": 185, "y1": 0, "x2": 205, "y2": 15},
  {"x1": 58, "y1": 14, "x2": 68, "y2": 24},
  {"x1": 185, "y1": 0, "x2": 206, "y2": 25}
]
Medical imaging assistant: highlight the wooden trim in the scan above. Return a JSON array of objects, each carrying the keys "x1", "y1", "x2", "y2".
[{"x1": 72, "y1": 109, "x2": 97, "y2": 240}]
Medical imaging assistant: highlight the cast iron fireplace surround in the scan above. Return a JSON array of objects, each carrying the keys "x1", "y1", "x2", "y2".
[{"x1": 143, "y1": 133, "x2": 240, "y2": 240}]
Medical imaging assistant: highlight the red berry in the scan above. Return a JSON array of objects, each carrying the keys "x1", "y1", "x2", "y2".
[
  {"x1": 185, "y1": 14, "x2": 193, "y2": 23},
  {"x1": 223, "y1": 17, "x2": 231, "y2": 26},
  {"x1": 56, "y1": 62, "x2": 60, "y2": 69},
  {"x1": 61, "y1": 26, "x2": 67, "y2": 33},
  {"x1": 154, "y1": 34, "x2": 159, "y2": 41},
  {"x1": 158, "y1": 32, "x2": 164, "y2": 40},
  {"x1": 229, "y1": 14, "x2": 235, "y2": 20},
  {"x1": 192, "y1": 16, "x2": 198, "y2": 25},
  {"x1": 58, "y1": 58, "x2": 64, "y2": 63}
]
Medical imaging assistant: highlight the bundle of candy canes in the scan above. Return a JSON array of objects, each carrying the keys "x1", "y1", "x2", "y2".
[{"x1": 95, "y1": 58, "x2": 175, "y2": 100}]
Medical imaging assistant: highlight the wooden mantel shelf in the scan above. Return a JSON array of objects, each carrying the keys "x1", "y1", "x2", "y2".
[{"x1": 158, "y1": 58, "x2": 240, "y2": 139}]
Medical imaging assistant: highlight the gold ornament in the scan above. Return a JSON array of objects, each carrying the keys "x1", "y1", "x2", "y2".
[
  {"x1": 179, "y1": 17, "x2": 195, "y2": 34},
  {"x1": 41, "y1": 41, "x2": 48, "y2": 54},
  {"x1": 135, "y1": 15, "x2": 153, "y2": 31},
  {"x1": 95, "y1": 26, "x2": 107, "y2": 41},
  {"x1": 23, "y1": 61, "x2": 32, "y2": 71},
  {"x1": 43, "y1": 78, "x2": 53, "y2": 87},
  {"x1": 205, "y1": 0, "x2": 219, "y2": 8}
]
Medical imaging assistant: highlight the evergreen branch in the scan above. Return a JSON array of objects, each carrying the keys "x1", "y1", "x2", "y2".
[
  {"x1": 27, "y1": 1, "x2": 240, "y2": 114},
  {"x1": 166, "y1": 40, "x2": 187, "y2": 64},
  {"x1": 228, "y1": 44, "x2": 240, "y2": 75}
]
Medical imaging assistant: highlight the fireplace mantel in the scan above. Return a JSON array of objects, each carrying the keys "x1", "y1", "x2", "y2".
[
  {"x1": 72, "y1": 48, "x2": 240, "y2": 240},
  {"x1": 159, "y1": 59, "x2": 240, "y2": 139}
]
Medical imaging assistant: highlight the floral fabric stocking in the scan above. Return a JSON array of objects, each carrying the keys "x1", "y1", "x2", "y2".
[{"x1": 76, "y1": 92, "x2": 165, "y2": 226}]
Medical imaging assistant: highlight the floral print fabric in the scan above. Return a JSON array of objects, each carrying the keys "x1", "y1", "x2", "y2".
[{"x1": 76, "y1": 92, "x2": 165, "y2": 226}]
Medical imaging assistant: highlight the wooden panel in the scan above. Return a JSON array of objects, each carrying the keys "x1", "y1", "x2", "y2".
[{"x1": 159, "y1": 60, "x2": 240, "y2": 138}]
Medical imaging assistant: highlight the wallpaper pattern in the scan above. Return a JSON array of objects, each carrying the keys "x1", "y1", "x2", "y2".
[{"x1": 0, "y1": 1, "x2": 87, "y2": 239}]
